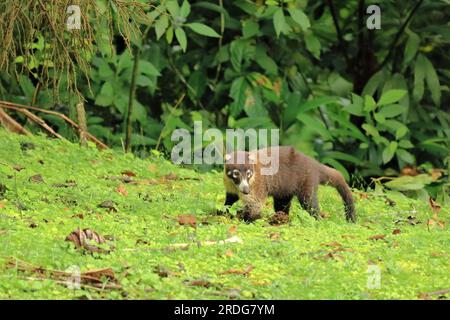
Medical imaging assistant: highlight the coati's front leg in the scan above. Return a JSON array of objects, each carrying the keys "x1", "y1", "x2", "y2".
[
  {"x1": 273, "y1": 196, "x2": 293, "y2": 214},
  {"x1": 239, "y1": 194, "x2": 266, "y2": 222},
  {"x1": 217, "y1": 192, "x2": 239, "y2": 215}
]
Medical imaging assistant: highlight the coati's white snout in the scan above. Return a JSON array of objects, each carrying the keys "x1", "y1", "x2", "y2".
[{"x1": 238, "y1": 179, "x2": 250, "y2": 194}]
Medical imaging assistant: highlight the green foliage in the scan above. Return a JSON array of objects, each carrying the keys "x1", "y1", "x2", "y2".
[
  {"x1": 0, "y1": 130, "x2": 449, "y2": 299},
  {"x1": 0, "y1": 0, "x2": 449, "y2": 200}
]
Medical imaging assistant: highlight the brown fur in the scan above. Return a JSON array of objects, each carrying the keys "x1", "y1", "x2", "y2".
[{"x1": 223, "y1": 146, "x2": 356, "y2": 222}]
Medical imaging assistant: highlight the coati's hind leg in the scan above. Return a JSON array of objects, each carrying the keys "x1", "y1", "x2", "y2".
[
  {"x1": 273, "y1": 196, "x2": 293, "y2": 214},
  {"x1": 297, "y1": 186, "x2": 320, "y2": 219}
]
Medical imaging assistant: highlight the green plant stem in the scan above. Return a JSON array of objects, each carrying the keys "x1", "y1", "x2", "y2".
[{"x1": 124, "y1": 46, "x2": 140, "y2": 153}]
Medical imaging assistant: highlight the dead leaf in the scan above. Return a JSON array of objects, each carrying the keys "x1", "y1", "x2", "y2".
[
  {"x1": 224, "y1": 249, "x2": 233, "y2": 257},
  {"x1": 401, "y1": 166, "x2": 419, "y2": 176},
  {"x1": 52, "y1": 180, "x2": 76, "y2": 188},
  {"x1": 392, "y1": 229, "x2": 401, "y2": 235},
  {"x1": 430, "y1": 169, "x2": 443, "y2": 181},
  {"x1": 98, "y1": 200, "x2": 117, "y2": 212},
  {"x1": 429, "y1": 197, "x2": 441, "y2": 214},
  {"x1": 385, "y1": 197, "x2": 396, "y2": 207},
  {"x1": 116, "y1": 184, "x2": 128, "y2": 196},
  {"x1": 178, "y1": 214, "x2": 197, "y2": 228},
  {"x1": 321, "y1": 241, "x2": 342, "y2": 247},
  {"x1": 269, "y1": 232, "x2": 280, "y2": 240},
  {"x1": 358, "y1": 193, "x2": 369, "y2": 200},
  {"x1": 319, "y1": 211, "x2": 331, "y2": 218},
  {"x1": 0, "y1": 202, "x2": 5, "y2": 209},
  {"x1": 13, "y1": 164, "x2": 25, "y2": 171},
  {"x1": 323, "y1": 252, "x2": 344, "y2": 261},
  {"x1": 220, "y1": 265, "x2": 254, "y2": 276},
  {"x1": 71, "y1": 213, "x2": 84, "y2": 219},
  {"x1": 29, "y1": 174, "x2": 44, "y2": 183},
  {"x1": 419, "y1": 288, "x2": 450, "y2": 300},
  {"x1": 368, "y1": 234, "x2": 386, "y2": 241},
  {"x1": 148, "y1": 164, "x2": 157, "y2": 173},
  {"x1": 65, "y1": 228, "x2": 111, "y2": 253},
  {"x1": 368, "y1": 234, "x2": 386, "y2": 240},
  {"x1": 185, "y1": 279, "x2": 212, "y2": 288},
  {"x1": 153, "y1": 265, "x2": 179, "y2": 278},
  {"x1": 121, "y1": 170, "x2": 136, "y2": 177},
  {"x1": 228, "y1": 225, "x2": 237, "y2": 235},
  {"x1": 341, "y1": 234, "x2": 356, "y2": 239}
]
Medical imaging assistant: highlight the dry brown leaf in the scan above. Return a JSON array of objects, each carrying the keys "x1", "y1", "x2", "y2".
[
  {"x1": 29, "y1": 174, "x2": 44, "y2": 183},
  {"x1": 186, "y1": 279, "x2": 212, "y2": 288},
  {"x1": 121, "y1": 170, "x2": 136, "y2": 177},
  {"x1": 430, "y1": 169, "x2": 443, "y2": 181},
  {"x1": 392, "y1": 229, "x2": 401, "y2": 235},
  {"x1": 269, "y1": 232, "x2": 280, "y2": 240},
  {"x1": 228, "y1": 225, "x2": 238, "y2": 235},
  {"x1": 401, "y1": 166, "x2": 419, "y2": 176},
  {"x1": 429, "y1": 197, "x2": 441, "y2": 214},
  {"x1": 116, "y1": 184, "x2": 128, "y2": 196},
  {"x1": 178, "y1": 214, "x2": 197, "y2": 228},
  {"x1": 321, "y1": 241, "x2": 342, "y2": 247},
  {"x1": 341, "y1": 234, "x2": 356, "y2": 239},
  {"x1": 368, "y1": 234, "x2": 386, "y2": 241},
  {"x1": 0, "y1": 202, "x2": 5, "y2": 209},
  {"x1": 65, "y1": 228, "x2": 111, "y2": 253},
  {"x1": 220, "y1": 265, "x2": 254, "y2": 276},
  {"x1": 224, "y1": 249, "x2": 233, "y2": 258}
]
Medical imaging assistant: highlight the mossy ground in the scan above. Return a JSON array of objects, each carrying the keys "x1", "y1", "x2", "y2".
[{"x1": 0, "y1": 130, "x2": 448, "y2": 299}]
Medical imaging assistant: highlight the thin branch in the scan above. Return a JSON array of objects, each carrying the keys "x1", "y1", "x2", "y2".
[
  {"x1": 124, "y1": 46, "x2": 140, "y2": 153},
  {"x1": 0, "y1": 100, "x2": 108, "y2": 149},
  {"x1": 376, "y1": 0, "x2": 424, "y2": 72},
  {"x1": 326, "y1": 0, "x2": 351, "y2": 67}
]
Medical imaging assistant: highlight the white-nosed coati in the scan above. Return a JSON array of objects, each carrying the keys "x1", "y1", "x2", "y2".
[{"x1": 223, "y1": 146, "x2": 356, "y2": 222}]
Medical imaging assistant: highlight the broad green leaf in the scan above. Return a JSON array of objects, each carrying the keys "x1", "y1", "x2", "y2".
[
  {"x1": 155, "y1": 15, "x2": 169, "y2": 40},
  {"x1": 382, "y1": 141, "x2": 398, "y2": 164},
  {"x1": 255, "y1": 45, "x2": 278, "y2": 75},
  {"x1": 298, "y1": 96, "x2": 341, "y2": 114},
  {"x1": 273, "y1": 8, "x2": 286, "y2": 38},
  {"x1": 378, "y1": 89, "x2": 407, "y2": 106},
  {"x1": 304, "y1": 32, "x2": 321, "y2": 59},
  {"x1": 242, "y1": 20, "x2": 259, "y2": 38},
  {"x1": 395, "y1": 125, "x2": 408, "y2": 139},
  {"x1": 396, "y1": 148, "x2": 415, "y2": 164},
  {"x1": 175, "y1": 27, "x2": 187, "y2": 52},
  {"x1": 385, "y1": 174, "x2": 432, "y2": 191},
  {"x1": 364, "y1": 95, "x2": 377, "y2": 111},
  {"x1": 423, "y1": 55, "x2": 441, "y2": 106},
  {"x1": 166, "y1": 0, "x2": 180, "y2": 17},
  {"x1": 399, "y1": 139, "x2": 414, "y2": 149},
  {"x1": 186, "y1": 22, "x2": 220, "y2": 37},
  {"x1": 180, "y1": 0, "x2": 191, "y2": 18},
  {"x1": 229, "y1": 76, "x2": 249, "y2": 116},
  {"x1": 362, "y1": 124, "x2": 380, "y2": 138},
  {"x1": 287, "y1": 8, "x2": 310, "y2": 30},
  {"x1": 136, "y1": 75, "x2": 152, "y2": 87},
  {"x1": 139, "y1": 60, "x2": 160, "y2": 76},
  {"x1": 297, "y1": 114, "x2": 333, "y2": 140},
  {"x1": 403, "y1": 32, "x2": 420, "y2": 65},
  {"x1": 413, "y1": 54, "x2": 426, "y2": 102},
  {"x1": 378, "y1": 104, "x2": 407, "y2": 118}
]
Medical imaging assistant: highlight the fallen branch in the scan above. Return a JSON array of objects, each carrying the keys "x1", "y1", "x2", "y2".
[
  {"x1": 0, "y1": 100, "x2": 108, "y2": 150},
  {"x1": 0, "y1": 108, "x2": 31, "y2": 135}
]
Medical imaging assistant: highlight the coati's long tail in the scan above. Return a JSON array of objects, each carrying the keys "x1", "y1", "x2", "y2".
[{"x1": 319, "y1": 166, "x2": 356, "y2": 222}]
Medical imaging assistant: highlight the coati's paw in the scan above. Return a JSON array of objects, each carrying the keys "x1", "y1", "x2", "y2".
[{"x1": 237, "y1": 210, "x2": 261, "y2": 223}]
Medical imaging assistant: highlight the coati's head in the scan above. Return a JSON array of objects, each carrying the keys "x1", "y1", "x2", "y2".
[{"x1": 224, "y1": 151, "x2": 256, "y2": 195}]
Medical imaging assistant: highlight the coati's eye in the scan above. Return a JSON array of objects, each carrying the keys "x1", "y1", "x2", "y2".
[
  {"x1": 247, "y1": 169, "x2": 253, "y2": 178},
  {"x1": 232, "y1": 169, "x2": 239, "y2": 178}
]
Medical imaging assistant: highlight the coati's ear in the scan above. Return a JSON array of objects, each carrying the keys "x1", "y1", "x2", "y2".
[{"x1": 224, "y1": 153, "x2": 232, "y2": 161}]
